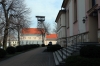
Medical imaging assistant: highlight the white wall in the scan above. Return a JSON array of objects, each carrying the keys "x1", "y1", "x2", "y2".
[
  {"x1": 67, "y1": 0, "x2": 73, "y2": 36},
  {"x1": 21, "y1": 36, "x2": 42, "y2": 40},
  {"x1": 65, "y1": 0, "x2": 86, "y2": 36},
  {"x1": 77, "y1": 0, "x2": 86, "y2": 33},
  {"x1": 45, "y1": 41, "x2": 57, "y2": 45},
  {"x1": 61, "y1": 14, "x2": 66, "y2": 26},
  {"x1": 57, "y1": 12, "x2": 66, "y2": 38},
  {"x1": 10, "y1": 40, "x2": 18, "y2": 47},
  {"x1": 57, "y1": 11, "x2": 66, "y2": 45}
]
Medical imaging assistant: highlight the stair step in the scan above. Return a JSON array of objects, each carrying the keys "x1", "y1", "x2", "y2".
[
  {"x1": 53, "y1": 52, "x2": 59, "y2": 66},
  {"x1": 67, "y1": 47, "x2": 74, "y2": 51},
  {"x1": 57, "y1": 50, "x2": 62, "y2": 57},
  {"x1": 62, "y1": 50, "x2": 71, "y2": 56},
  {"x1": 67, "y1": 46, "x2": 80, "y2": 50},
  {"x1": 67, "y1": 49, "x2": 73, "y2": 53},
  {"x1": 53, "y1": 42, "x2": 100, "y2": 66},
  {"x1": 57, "y1": 50, "x2": 67, "y2": 59},
  {"x1": 55, "y1": 51, "x2": 63, "y2": 62}
]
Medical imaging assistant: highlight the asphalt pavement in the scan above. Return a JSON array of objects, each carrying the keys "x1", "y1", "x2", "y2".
[{"x1": 0, "y1": 47, "x2": 55, "y2": 66}]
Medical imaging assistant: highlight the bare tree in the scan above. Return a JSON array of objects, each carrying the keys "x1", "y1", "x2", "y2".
[
  {"x1": 52, "y1": 22, "x2": 57, "y2": 33},
  {"x1": 0, "y1": 0, "x2": 30, "y2": 49},
  {"x1": 44, "y1": 22, "x2": 51, "y2": 34}
]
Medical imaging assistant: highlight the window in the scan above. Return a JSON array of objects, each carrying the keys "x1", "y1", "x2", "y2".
[
  {"x1": 60, "y1": 17, "x2": 61, "y2": 26},
  {"x1": 33, "y1": 37, "x2": 36, "y2": 39},
  {"x1": 23, "y1": 37, "x2": 26, "y2": 39},
  {"x1": 39, "y1": 37, "x2": 41, "y2": 39},
  {"x1": 28, "y1": 37, "x2": 31, "y2": 39},
  {"x1": 92, "y1": 0, "x2": 96, "y2": 7},
  {"x1": 74, "y1": 0, "x2": 77, "y2": 22},
  {"x1": 89, "y1": 0, "x2": 96, "y2": 8}
]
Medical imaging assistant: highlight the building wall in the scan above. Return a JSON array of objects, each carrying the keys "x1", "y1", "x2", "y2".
[
  {"x1": 61, "y1": 14, "x2": 66, "y2": 26},
  {"x1": 56, "y1": 11, "x2": 66, "y2": 47},
  {"x1": 10, "y1": 41, "x2": 18, "y2": 47},
  {"x1": 7, "y1": 40, "x2": 18, "y2": 47},
  {"x1": 65, "y1": 0, "x2": 76, "y2": 36},
  {"x1": 98, "y1": 0, "x2": 100, "y2": 42},
  {"x1": 57, "y1": 13, "x2": 66, "y2": 30},
  {"x1": 20, "y1": 35, "x2": 42, "y2": 40},
  {"x1": 45, "y1": 40, "x2": 57, "y2": 45},
  {"x1": 20, "y1": 34, "x2": 57, "y2": 45},
  {"x1": 85, "y1": 0, "x2": 100, "y2": 42},
  {"x1": 61, "y1": 0, "x2": 89, "y2": 46},
  {"x1": 96, "y1": 0, "x2": 100, "y2": 29},
  {"x1": 66, "y1": 0, "x2": 86, "y2": 36},
  {"x1": 77, "y1": 0, "x2": 86, "y2": 33},
  {"x1": 68, "y1": 0, "x2": 74, "y2": 36},
  {"x1": 85, "y1": 0, "x2": 89, "y2": 32},
  {"x1": 20, "y1": 35, "x2": 43, "y2": 45},
  {"x1": 60, "y1": 0, "x2": 100, "y2": 46}
]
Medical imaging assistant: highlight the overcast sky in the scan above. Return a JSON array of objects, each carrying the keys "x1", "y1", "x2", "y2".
[{"x1": 24, "y1": 0, "x2": 63, "y2": 29}]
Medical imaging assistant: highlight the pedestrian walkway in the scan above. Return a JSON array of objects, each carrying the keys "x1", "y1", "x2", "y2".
[{"x1": 0, "y1": 47, "x2": 55, "y2": 66}]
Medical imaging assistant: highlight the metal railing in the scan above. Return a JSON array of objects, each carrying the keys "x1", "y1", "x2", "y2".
[
  {"x1": 64, "y1": 33, "x2": 87, "y2": 58},
  {"x1": 60, "y1": 32, "x2": 88, "y2": 61}
]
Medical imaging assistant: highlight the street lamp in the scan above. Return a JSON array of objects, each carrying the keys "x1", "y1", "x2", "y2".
[{"x1": 82, "y1": 16, "x2": 87, "y2": 23}]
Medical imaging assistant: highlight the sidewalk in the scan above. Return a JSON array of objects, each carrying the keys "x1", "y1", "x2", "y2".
[{"x1": 0, "y1": 47, "x2": 55, "y2": 66}]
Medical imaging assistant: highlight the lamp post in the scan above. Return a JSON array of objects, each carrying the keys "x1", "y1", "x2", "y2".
[
  {"x1": 36, "y1": 16, "x2": 45, "y2": 44},
  {"x1": 82, "y1": 16, "x2": 87, "y2": 23}
]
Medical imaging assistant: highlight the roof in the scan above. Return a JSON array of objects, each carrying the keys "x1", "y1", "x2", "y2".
[
  {"x1": 46, "y1": 34, "x2": 57, "y2": 39},
  {"x1": 55, "y1": 10, "x2": 66, "y2": 22},
  {"x1": 21, "y1": 28, "x2": 45, "y2": 34},
  {"x1": 61, "y1": 0, "x2": 69, "y2": 8}
]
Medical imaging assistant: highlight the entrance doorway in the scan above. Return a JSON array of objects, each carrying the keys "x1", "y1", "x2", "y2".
[{"x1": 89, "y1": 13, "x2": 98, "y2": 42}]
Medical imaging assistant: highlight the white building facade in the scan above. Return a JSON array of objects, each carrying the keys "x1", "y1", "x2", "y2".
[
  {"x1": 56, "y1": 0, "x2": 89, "y2": 47},
  {"x1": 20, "y1": 28, "x2": 57, "y2": 45},
  {"x1": 55, "y1": 10, "x2": 67, "y2": 47}
]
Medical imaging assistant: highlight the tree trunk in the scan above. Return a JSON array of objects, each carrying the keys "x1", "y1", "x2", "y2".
[
  {"x1": 2, "y1": 3, "x2": 9, "y2": 50},
  {"x1": 3, "y1": 27, "x2": 8, "y2": 49},
  {"x1": 18, "y1": 26, "x2": 20, "y2": 45}
]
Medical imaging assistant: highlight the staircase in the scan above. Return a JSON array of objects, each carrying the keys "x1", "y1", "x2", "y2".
[{"x1": 53, "y1": 42, "x2": 99, "y2": 66}]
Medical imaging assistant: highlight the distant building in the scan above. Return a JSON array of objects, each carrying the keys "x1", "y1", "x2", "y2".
[
  {"x1": 20, "y1": 28, "x2": 43, "y2": 45},
  {"x1": 20, "y1": 28, "x2": 57, "y2": 45},
  {"x1": 7, "y1": 35, "x2": 18, "y2": 47},
  {"x1": 45, "y1": 34, "x2": 57, "y2": 45}
]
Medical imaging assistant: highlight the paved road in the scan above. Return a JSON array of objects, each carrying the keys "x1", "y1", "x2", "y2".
[{"x1": 0, "y1": 47, "x2": 55, "y2": 66}]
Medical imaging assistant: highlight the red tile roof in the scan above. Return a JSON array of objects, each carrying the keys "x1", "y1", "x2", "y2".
[
  {"x1": 46, "y1": 34, "x2": 57, "y2": 39},
  {"x1": 21, "y1": 28, "x2": 57, "y2": 39},
  {"x1": 22, "y1": 28, "x2": 45, "y2": 34}
]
